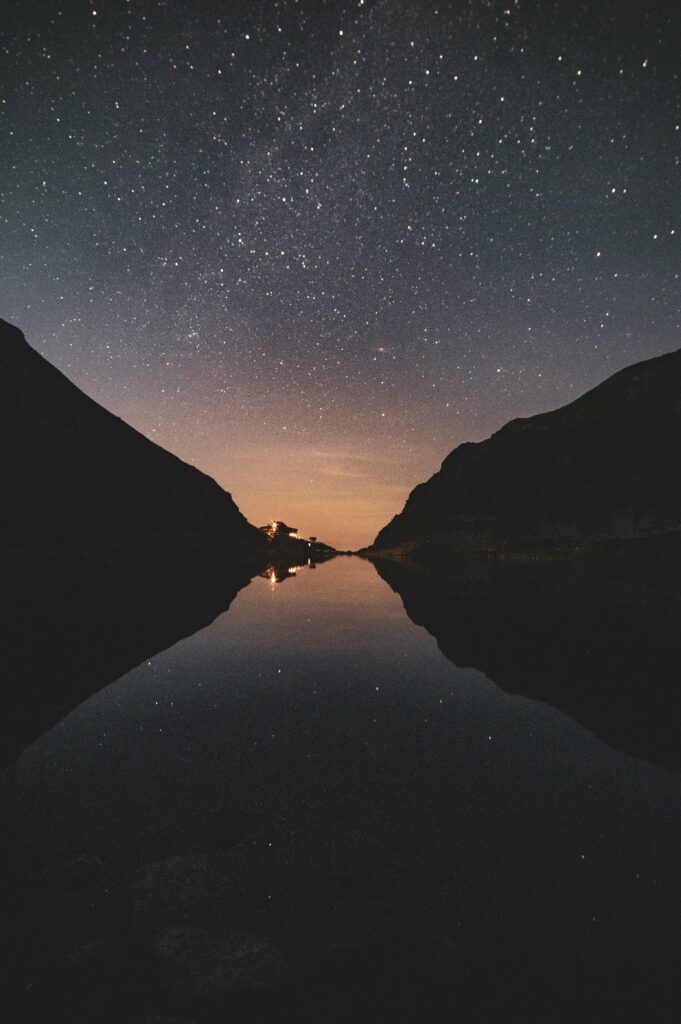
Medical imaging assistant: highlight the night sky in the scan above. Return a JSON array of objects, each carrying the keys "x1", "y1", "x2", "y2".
[{"x1": 2, "y1": 0, "x2": 679, "y2": 549}]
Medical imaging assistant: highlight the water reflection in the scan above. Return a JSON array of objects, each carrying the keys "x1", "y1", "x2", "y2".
[
  {"x1": 373, "y1": 556, "x2": 681, "y2": 770},
  {"x1": 6, "y1": 556, "x2": 681, "y2": 1022},
  {"x1": 263, "y1": 562, "x2": 312, "y2": 584},
  {"x1": 262, "y1": 550, "x2": 336, "y2": 585},
  {"x1": 0, "y1": 552, "x2": 259, "y2": 764}
]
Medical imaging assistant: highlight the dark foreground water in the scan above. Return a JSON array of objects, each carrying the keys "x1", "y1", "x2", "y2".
[{"x1": 8, "y1": 556, "x2": 681, "y2": 1022}]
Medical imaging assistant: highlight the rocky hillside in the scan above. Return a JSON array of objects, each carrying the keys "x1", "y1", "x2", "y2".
[
  {"x1": 371, "y1": 347, "x2": 681, "y2": 559},
  {"x1": 0, "y1": 318, "x2": 267, "y2": 561}
]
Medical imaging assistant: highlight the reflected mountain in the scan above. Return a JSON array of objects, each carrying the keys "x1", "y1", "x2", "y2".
[
  {"x1": 5, "y1": 555, "x2": 681, "y2": 1023},
  {"x1": 372, "y1": 556, "x2": 681, "y2": 770},
  {"x1": 0, "y1": 542, "x2": 341, "y2": 764},
  {"x1": 0, "y1": 551, "x2": 258, "y2": 765}
]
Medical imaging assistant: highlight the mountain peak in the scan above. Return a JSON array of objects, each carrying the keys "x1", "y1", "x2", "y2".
[{"x1": 0, "y1": 317, "x2": 28, "y2": 348}]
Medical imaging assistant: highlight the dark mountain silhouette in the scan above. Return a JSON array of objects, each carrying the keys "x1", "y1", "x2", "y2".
[
  {"x1": 0, "y1": 552, "x2": 254, "y2": 764},
  {"x1": 370, "y1": 347, "x2": 681, "y2": 560},
  {"x1": 0, "y1": 318, "x2": 267, "y2": 560},
  {"x1": 373, "y1": 557, "x2": 681, "y2": 771},
  {"x1": 0, "y1": 318, "x2": 274, "y2": 760}
]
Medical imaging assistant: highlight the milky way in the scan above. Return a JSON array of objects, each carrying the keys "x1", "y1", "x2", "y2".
[{"x1": 2, "y1": 0, "x2": 679, "y2": 547}]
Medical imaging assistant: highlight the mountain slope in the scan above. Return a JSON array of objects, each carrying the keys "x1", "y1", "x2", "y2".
[
  {"x1": 371, "y1": 347, "x2": 681, "y2": 558},
  {"x1": 0, "y1": 318, "x2": 267, "y2": 560}
]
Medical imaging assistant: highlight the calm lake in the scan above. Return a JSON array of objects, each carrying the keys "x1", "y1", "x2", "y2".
[{"x1": 11, "y1": 556, "x2": 681, "y2": 1022}]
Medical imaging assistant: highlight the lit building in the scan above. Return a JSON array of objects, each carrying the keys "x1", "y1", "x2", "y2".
[{"x1": 260, "y1": 520, "x2": 300, "y2": 540}]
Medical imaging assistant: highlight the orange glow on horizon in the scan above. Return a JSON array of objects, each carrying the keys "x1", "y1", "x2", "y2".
[{"x1": 115, "y1": 392, "x2": 493, "y2": 550}]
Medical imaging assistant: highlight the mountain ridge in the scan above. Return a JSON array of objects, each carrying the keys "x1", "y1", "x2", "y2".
[
  {"x1": 0, "y1": 318, "x2": 267, "y2": 561},
  {"x1": 370, "y1": 345, "x2": 681, "y2": 559}
]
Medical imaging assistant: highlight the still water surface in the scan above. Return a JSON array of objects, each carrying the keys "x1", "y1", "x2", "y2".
[{"x1": 17, "y1": 556, "x2": 681, "y2": 1020}]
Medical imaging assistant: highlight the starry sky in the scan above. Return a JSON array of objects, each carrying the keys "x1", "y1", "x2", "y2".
[{"x1": 2, "y1": 0, "x2": 679, "y2": 549}]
